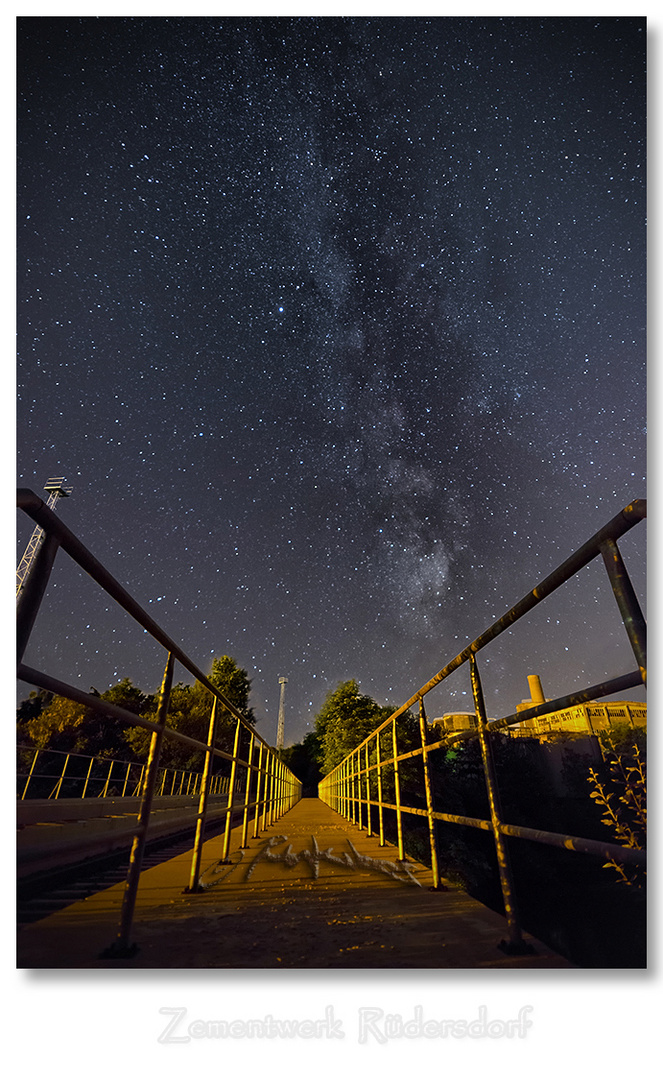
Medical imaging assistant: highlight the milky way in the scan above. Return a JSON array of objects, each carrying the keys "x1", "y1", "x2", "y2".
[{"x1": 17, "y1": 16, "x2": 646, "y2": 744}]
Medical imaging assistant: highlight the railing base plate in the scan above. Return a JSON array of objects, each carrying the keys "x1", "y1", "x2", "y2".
[{"x1": 498, "y1": 938, "x2": 536, "y2": 957}]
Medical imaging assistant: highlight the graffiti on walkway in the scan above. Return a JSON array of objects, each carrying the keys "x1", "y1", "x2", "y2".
[{"x1": 199, "y1": 835, "x2": 423, "y2": 890}]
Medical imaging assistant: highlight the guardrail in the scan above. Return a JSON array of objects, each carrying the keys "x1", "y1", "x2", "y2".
[
  {"x1": 17, "y1": 744, "x2": 231, "y2": 801},
  {"x1": 318, "y1": 500, "x2": 646, "y2": 956},
  {"x1": 16, "y1": 488, "x2": 302, "y2": 958}
]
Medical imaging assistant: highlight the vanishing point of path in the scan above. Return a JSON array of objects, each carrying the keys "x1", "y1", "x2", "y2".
[{"x1": 17, "y1": 797, "x2": 572, "y2": 969}]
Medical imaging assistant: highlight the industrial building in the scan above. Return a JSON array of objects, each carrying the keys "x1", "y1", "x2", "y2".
[{"x1": 431, "y1": 674, "x2": 646, "y2": 741}]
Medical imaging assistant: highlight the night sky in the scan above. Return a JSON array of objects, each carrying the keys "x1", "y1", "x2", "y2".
[{"x1": 16, "y1": 16, "x2": 647, "y2": 747}]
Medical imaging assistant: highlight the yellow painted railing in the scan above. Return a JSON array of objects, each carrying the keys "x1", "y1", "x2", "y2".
[
  {"x1": 319, "y1": 500, "x2": 646, "y2": 956},
  {"x1": 16, "y1": 488, "x2": 301, "y2": 957}
]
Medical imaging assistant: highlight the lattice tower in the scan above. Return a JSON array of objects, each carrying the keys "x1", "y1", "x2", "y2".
[{"x1": 16, "y1": 477, "x2": 72, "y2": 598}]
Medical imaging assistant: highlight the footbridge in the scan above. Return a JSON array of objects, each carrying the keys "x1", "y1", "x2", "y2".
[{"x1": 16, "y1": 489, "x2": 646, "y2": 968}]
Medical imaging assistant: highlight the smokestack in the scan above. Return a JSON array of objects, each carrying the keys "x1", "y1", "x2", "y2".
[{"x1": 527, "y1": 674, "x2": 545, "y2": 705}]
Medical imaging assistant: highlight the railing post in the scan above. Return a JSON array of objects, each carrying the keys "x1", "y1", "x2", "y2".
[
  {"x1": 253, "y1": 741, "x2": 264, "y2": 838},
  {"x1": 16, "y1": 531, "x2": 60, "y2": 666},
  {"x1": 376, "y1": 731, "x2": 385, "y2": 846},
  {"x1": 241, "y1": 732, "x2": 255, "y2": 847},
  {"x1": 469, "y1": 652, "x2": 531, "y2": 955},
  {"x1": 347, "y1": 760, "x2": 354, "y2": 816},
  {"x1": 274, "y1": 756, "x2": 282, "y2": 820},
  {"x1": 277, "y1": 756, "x2": 283, "y2": 821},
  {"x1": 350, "y1": 753, "x2": 357, "y2": 825},
  {"x1": 392, "y1": 717, "x2": 404, "y2": 860},
  {"x1": 600, "y1": 537, "x2": 647, "y2": 685},
  {"x1": 20, "y1": 748, "x2": 40, "y2": 800},
  {"x1": 418, "y1": 697, "x2": 440, "y2": 888},
  {"x1": 364, "y1": 742, "x2": 372, "y2": 837},
  {"x1": 185, "y1": 697, "x2": 218, "y2": 893},
  {"x1": 220, "y1": 716, "x2": 243, "y2": 863},
  {"x1": 274, "y1": 756, "x2": 282, "y2": 821},
  {"x1": 270, "y1": 754, "x2": 278, "y2": 824},
  {"x1": 283, "y1": 760, "x2": 288, "y2": 814},
  {"x1": 81, "y1": 755, "x2": 95, "y2": 799},
  {"x1": 102, "y1": 651, "x2": 174, "y2": 958},
  {"x1": 100, "y1": 759, "x2": 114, "y2": 798},
  {"x1": 52, "y1": 753, "x2": 70, "y2": 799},
  {"x1": 261, "y1": 752, "x2": 271, "y2": 832}
]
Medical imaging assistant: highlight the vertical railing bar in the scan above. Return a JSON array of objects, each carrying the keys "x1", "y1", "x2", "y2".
[
  {"x1": 220, "y1": 717, "x2": 243, "y2": 863},
  {"x1": 80, "y1": 755, "x2": 95, "y2": 798},
  {"x1": 418, "y1": 696, "x2": 440, "y2": 889},
  {"x1": 100, "y1": 759, "x2": 114, "y2": 799},
  {"x1": 346, "y1": 757, "x2": 350, "y2": 821},
  {"x1": 392, "y1": 717, "x2": 404, "y2": 861},
  {"x1": 16, "y1": 530, "x2": 61, "y2": 666},
  {"x1": 185, "y1": 698, "x2": 218, "y2": 893},
  {"x1": 599, "y1": 537, "x2": 647, "y2": 684},
  {"x1": 240, "y1": 732, "x2": 255, "y2": 847},
  {"x1": 273, "y1": 754, "x2": 280, "y2": 824},
  {"x1": 21, "y1": 748, "x2": 40, "y2": 800},
  {"x1": 470, "y1": 652, "x2": 530, "y2": 955},
  {"x1": 271, "y1": 753, "x2": 277, "y2": 824},
  {"x1": 376, "y1": 731, "x2": 385, "y2": 846},
  {"x1": 365, "y1": 741, "x2": 372, "y2": 837},
  {"x1": 253, "y1": 742, "x2": 264, "y2": 838},
  {"x1": 350, "y1": 753, "x2": 356, "y2": 825},
  {"x1": 52, "y1": 753, "x2": 70, "y2": 800},
  {"x1": 102, "y1": 651, "x2": 174, "y2": 958},
  {"x1": 261, "y1": 753, "x2": 270, "y2": 833}
]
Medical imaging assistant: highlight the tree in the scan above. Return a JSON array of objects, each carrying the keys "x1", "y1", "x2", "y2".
[
  {"x1": 16, "y1": 688, "x2": 52, "y2": 739},
  {"x1": 314, "y1": 679, "x2": 397, "y2": 774},
  {"x1": 125, "y1": 655, "x2": 255, "y2": 771},
  {"x1": 200, "y1": 655, "x2": 255, "y2": 725},
  {"x1": 23, "y1": 678, "x2": 151, "y2": 759},
  {"x1": 281, "y1": 731, "x2": 323, "y2": 796}
]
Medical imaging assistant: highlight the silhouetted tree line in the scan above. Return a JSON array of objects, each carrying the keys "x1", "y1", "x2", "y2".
[{"x1": 16, "y1": 656, "x2": 256, "y2": 771}]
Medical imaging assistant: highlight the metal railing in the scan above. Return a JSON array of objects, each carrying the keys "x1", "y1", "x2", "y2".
[
  {"x1": 17, "y1": 744, "x2": 231, "y2": 801},
  {"x1": 319, "y1": 499, "x2": 646, "y2": 955},
  {"x1": 16, "y1": 488, "x2": 302, "y2": 957}
]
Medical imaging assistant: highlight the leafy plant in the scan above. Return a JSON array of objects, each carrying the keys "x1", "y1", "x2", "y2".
[{"x1": 588, "y1": 741, "x2": 646, "y2": 887}]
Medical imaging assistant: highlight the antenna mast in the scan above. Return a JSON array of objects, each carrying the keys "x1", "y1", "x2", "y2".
[
  {"x1": 276, "y1": 676, "x2": 288, "y2": 751},
  {"x1": 16, "y1": 477, "x2": 72, "y2": 598}
]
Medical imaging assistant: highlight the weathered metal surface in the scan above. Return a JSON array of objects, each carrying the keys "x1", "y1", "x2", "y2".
[{"x1": 319, "y1": 499, "x2": 646, "y2": 950}]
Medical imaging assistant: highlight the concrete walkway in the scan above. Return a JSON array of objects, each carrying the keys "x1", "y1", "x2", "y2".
[{"x1": 17, "y1": 797, "x2": 572, "y2": 969}]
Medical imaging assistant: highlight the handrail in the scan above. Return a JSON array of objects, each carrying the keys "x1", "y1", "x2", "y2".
[
  {"x1": 17, "y1": 743, "x2": 231, "y2": 802},
  {"x1": 17, "y1": 488, "x2": 267, "y2": 733},
  {"x1": 16, "y1": 489, "x2": 302, "y2": 957},
  {"x1": 319, "y1": 499, "x2": 646, "y2": 956}
]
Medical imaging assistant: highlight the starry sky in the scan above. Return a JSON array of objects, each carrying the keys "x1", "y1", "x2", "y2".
[{"x1": 16, "y1": 15, "x2": 647, "y2": 748}]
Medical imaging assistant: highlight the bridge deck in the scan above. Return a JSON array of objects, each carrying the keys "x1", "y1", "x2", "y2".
[{"x1": 17, "y1": 797, "x2": 571, "y2": 969}]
